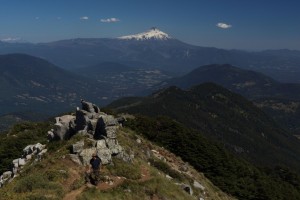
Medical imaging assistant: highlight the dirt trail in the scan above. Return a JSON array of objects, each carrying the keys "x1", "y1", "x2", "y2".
[
  {"x1": 63, "y1": 186, "x2": 85, "y2": 200},
  {"x1": 62, "y1": 160, "x2": 151, "y2": 200},
  {"x1": 61, "y1": 158, "x2": 85, "y2": 200},
  {"x1": 139, "y1": 165, "x2": 151, "y2": 182}
]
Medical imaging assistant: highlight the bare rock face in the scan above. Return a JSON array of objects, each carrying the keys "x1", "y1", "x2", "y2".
[
  {"x1": 53, "y1": 115, "x2": 76, "y2": 140},
  {"x1": 0, "y1": 171, "x2": 13, "y2": 188},
  {"x1": 96, "y1": 140, "x2": 107, "y2": 149},
  {"x1": 95, "y1": 139, "x2": 112, "y2": 164},
  {"x1": 94, "y1": 115, "x2": 118, "y2": 139},
  {"x1": 79, "y1": 147, "x2": 97, "y2": 166},
  {"x1": 106, "y1": 138, "x2": 123, "y2": 155},
  {"x1": 72, "y1": 140, "x2": 84, "y2": 154},
  {"x1": 23, "y1": 145, "x2": 34, "y2": 156},
  {"x1": 96, "y1": 148, "x2": 112, "y2": 165},
  {"x1": 75, "y1": 109, "x2": 89, "y2": 131},
  {"x1": 193, "y1": 180, "x2": 205, "y2": 190},
  {"x1": 88, "y1": 119, "x2": 98, "y2": 133},
  {"x1": 75, "y1": 100, "x2": 112, "y2": 139},
  {"x1": 34, "y1": 143, "x2": 46, "y2": 153},
  {"x1": 81, "y1": 99, "x2": 100, "y2": 113},
  {"x1": 100, "y1": 115, "x2": 118, "y2": 126},
  {"x1": 18, "y1": 158, "x2": 26, "y2": 166},
  {"x1": 2, "y1": 171, "x2": 12, "y2": 181}
]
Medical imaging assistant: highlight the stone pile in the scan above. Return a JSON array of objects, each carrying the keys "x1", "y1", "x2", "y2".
[
  {"x1": 49, "y1": 99, "x2": 124, "y2": 166},
  {"x1": 0, "y1": 143, "x2": 47, "y2": 188}
]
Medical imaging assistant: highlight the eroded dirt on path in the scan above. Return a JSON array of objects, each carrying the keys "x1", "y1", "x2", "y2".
[{"x1": 62, "y1": 157, "x2": 152, "y2": 200}]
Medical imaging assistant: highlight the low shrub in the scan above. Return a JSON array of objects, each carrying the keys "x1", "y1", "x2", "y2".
[
  {"x1": 14, "y1": 174, "x2": 47, "y2": 193},
  {"x1": 14, "y1": 173, "x2": 64, "y2": 198}
]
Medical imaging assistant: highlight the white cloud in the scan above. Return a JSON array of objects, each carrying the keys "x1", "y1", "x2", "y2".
[
  {"x1": 100, "y1": 18, "x2": 120, "y2": 23},
  {"x1": 216, "y1": 22, "x2": 232, "y2": 29},
  {"x1": 0, "y1": 37, "x2": 21, "y2": 42},
  {"x1": 80, "y1": 16, "x2": 89, "y2": 20}
]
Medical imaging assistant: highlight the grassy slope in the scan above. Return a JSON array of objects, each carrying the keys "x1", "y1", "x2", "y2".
[{"x1": 0, "y1": 121, "x2": 234, "y2": 200}]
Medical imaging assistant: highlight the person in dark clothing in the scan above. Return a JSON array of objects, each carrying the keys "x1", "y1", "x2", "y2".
[{"x1": 85, "y1": 153, "x2": 102, "y2": 185}]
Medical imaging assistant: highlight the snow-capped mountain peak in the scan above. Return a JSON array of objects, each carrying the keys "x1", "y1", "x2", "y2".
[{"x1": 118, "y1": 27, "x2": 171, "y2": 41}]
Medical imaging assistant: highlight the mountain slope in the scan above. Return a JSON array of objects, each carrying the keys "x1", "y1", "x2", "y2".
[
  {"x1": 155, "y1": 64, "x2": 300, "y2": 134},
  {"x1": 2, "y1": 104, "x2": 300, "y2": 199},
  {"x1": 125, "y1": 115, "x2": 300, "y2": 200},
  {"x1": 255, "y1": 98, "x2": 300, "y2": 135},
  {"x1": 1, "y1": 29, "x2": 300, "y2": 82},
  {"x1": 0, "y1": 54, "x2": 110, "y2": 116},
  {"x1": 108, "y1": 83, "x2": 300, "y2": 172},
  {"x1": 156, "y1": 64, "x2": 300, "y2": 100}
]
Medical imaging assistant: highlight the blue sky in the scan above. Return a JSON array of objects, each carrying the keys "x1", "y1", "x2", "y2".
[{"x1": 0, "y1": 0, "x2": 299, "y2": 50}]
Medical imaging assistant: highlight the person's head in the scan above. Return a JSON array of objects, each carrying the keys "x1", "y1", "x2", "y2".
[{"x1": 92, "y1": 153, "x2": 97, "y2": 158}]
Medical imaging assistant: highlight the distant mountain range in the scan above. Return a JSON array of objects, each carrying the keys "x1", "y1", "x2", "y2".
[
  {"x1": 2, "y1": 29, "x2": 300, "y2": 134},
  {"x1": 1, "y1": 28, "x2": 300, "y2": 83},
  {"x1": 156, "y1": 64, "x2": 300, "y2": 100},
  {"x1": 0, "y1": 111, "x2": 49, "y2": 132},
  {"x1": 2, "y1": 53, "x2": 300, "y2": 133},
  {"x1": 0, "y1": 54, "x2": 173, "y2": 120},
  {"x1": 0, "y1": 54, "x2": 110, "y2": 116},
  {"x1": 154, "y1": 64, "x2": 300, "y2": 134},
  {"x1": 108, "y1": 83, "x2": 300, "y2": 171}
]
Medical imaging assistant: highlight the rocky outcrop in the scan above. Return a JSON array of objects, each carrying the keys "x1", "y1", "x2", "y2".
[
  {"x1": 193, "y1": 180, "x2": 205, "y2": 190},
  {"x1": 106, "y1": 138, "x2": 123, "y2": 155},
  {"x1": 52, "y1": 99, "x2": 120, "y2": 141},
  {"x1": 74, "y1": 99, "x2": 101, "y2": 133},
  {"x1": 79, "y1": 147, "x2": 98, "y2": 166},
  {"x1": 51, "y1": 100, "x2": 125, "y2": 166},
  {"x1": 81, "y1": 99, "x2": 100, "y2": 113},
  {"x1": 0, "y1": 142, "x2": 47, "y2": 188},
  {"x1": 70, "y1": 139, "x2": 113, "y2": 165},
  {"x1": 94, "y1": 115, "x2": 118, "y2": 139},
  {"x1": 95, "y1": 140, "x2": 113, "y2": 164},
  {"x1": 181, "y1": 184, "x2": 193, "y2": 195},
  {"x1": 53, "y1": 115, "x2": 76, "y2": 140},
  {"x1": 72, "y1": 141, "x2": 84, "y2": 154}
]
